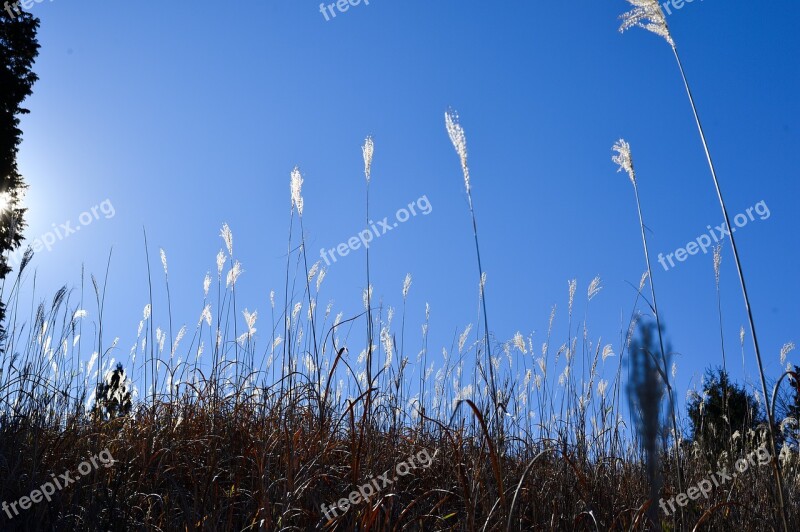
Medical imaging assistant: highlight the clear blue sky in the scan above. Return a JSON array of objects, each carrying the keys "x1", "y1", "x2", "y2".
[{"x1": 14, "y1": 0, "x2": 800, "y2": 413}]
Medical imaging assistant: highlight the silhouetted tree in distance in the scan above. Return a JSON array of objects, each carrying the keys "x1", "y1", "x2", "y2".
[
  {"x1": 789, "y1": 365, "x2": 800, "y2": 419},
  {"x1": 0, "y1": 9, "x2": 39, "y2": 337},
  {"x1": 92, "y1": 363, "x2": 133, "y2": 421},
  {"x1": 687, "y1": 368, "x2": 765, "y2": 462},
  {"x1": 788, "y1": 366, "x2": 800, "y2": 446},
  {"x1": 773, "y1": 364, "x2": 800, "y2": 448}
]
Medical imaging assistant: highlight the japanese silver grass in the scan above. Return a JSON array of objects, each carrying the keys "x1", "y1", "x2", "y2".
[
  {"x1": 444, "y1": 109, "x2": 499, "y2": 435},
  {"x1": 618, "y1": 0, "x2": 673, "y2": 47}
]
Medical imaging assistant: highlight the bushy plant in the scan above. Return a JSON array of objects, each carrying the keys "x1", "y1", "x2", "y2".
[
  {"x1": 687, "y1": 368, "x2": 764, "y2": 462},
  {"x1": 92, "y1": 363, "x2": 132, "y2": 421}
]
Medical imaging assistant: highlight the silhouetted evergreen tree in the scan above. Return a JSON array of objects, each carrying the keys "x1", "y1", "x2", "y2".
[
  {"x1": 687, "y1": 368, "x2": 764, "y2": 462},
  {"x1": 788, "y1": 365, "x2": 800, "y2": 419},
  {"x1": 0, "y1": 8, "x2": 38, "y2": 340},
  {"x1": 93, "y1": 363, "x2": 133, "y2": 421},
  {"x1": 774, "y1": 364, "x2": 800, "y2": 447}
]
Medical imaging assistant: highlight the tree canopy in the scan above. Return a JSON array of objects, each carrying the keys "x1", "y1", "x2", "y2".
[{"x1": 0, "y1": 9, "x2": 39, "y2": 338}]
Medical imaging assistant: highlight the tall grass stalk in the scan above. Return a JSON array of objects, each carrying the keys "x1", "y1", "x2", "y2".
[
  {"x1": 713, "y1": 245, "x2": 732, "y2": 445},
  {"x1": 444, "y1": 109, "x2": 499, "y2": 436},
  {"x1": 292, "y1": 167, "x2": 320, "y2": 369},
  {"x1": 362, "y1": 136, "x2": 375, "y2": 421},
  {"x1": 143, "y1": 229, "x2": 156, "y2": 409}
]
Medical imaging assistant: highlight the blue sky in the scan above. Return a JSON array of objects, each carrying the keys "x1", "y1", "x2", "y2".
[{"x1": 12, "y1": 0, "x2": 800, "y2": 415}]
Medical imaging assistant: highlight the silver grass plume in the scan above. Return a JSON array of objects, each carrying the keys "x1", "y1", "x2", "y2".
[
  {"x1": 612, "y1": 139, "x2": 636, "y2": 185},
  {"x1": 713, "y1": 244, "x2": 723, "y2": 286},
  {"x1": 618, "y1": 0, "x2": 674, "y2": 47},
  {"x1": 362, "y1": 136, "x2": 374, "y2": 184},
  {"x1": 220, "y1": 223, "x2": 233, "y2": 255},
  {"x1": 159, "y1": 248, "x2": 168, "y2": 275},
  {"x1": 290, "y1": 166, "x2": 304, "y2": 216},
  {"x1": 402, "y1": 273, "x2": 412, "y2": 299},
  {"x1": 445, "y1": 109, "x2": 470, "y2": 194}
]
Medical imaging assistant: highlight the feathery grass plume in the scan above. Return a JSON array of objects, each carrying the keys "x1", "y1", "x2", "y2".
[
  {"x1": 402, "y1": 273, "x2": 412, "y2": 300},
  {"x1": 199, "y1": 305, "x2": 212, "y2": 327},
  {"x1": 513, "y1": 332, "x2": 526, "y2": 354},
  {"x1": 160, "y1": 248, "x2": 168, "y2": 275},
  {"x1": 587, "y1": 276, "x2": 602, "y2": 301},
  {"x1": 567, "y1": 279, "x2": 576, "y2": 316},
  {"x1": 226, "y1": 261, "x2": 242, "y2": 288},
  {"x1": 220, "y1": 223, "x2": 233, "y2": 255},
  {"x1": 362, "y1": 135, "x2": 374, "y2": 183},
  {"x1": 380, "y1": 326, "x2": 393, "y2": 370},
  {"x1": 458, "y1": 324, "x2": 473, "y2": 353},
  {"x1": 618, "y1": 2, "x2": 789, "y2": 521},
  {"x1": 216, "y1": 250, "x2": 226, "y2": 276},
  {"x1": 362, "y1": 285, "x2": 372, "y2": 310},
  {"x1": 639, "y1": 271, "x2": 649, "y2": 292},
  {"x1": 612, "y1": 138, "x2": 683, "y2": 506},
  {"x1": 598, "y1": 379, "x2": 609, "y2": 398},
  {"x1": 602, "y1": 344, "x2": 614, "y2": 362},
  {"x1": 306, "y1": 261, "x2": 320, "y2": 283},
  {"x1": 316, "y1": 267, "x2": 326, "y2": 292},
  {"x1": 713, "y1": 244, "x2": 722, "y2": 286},
  {"x1": 618, "y1": 0, "x2": 673, "y2": 46},
  {"x1": 243, "y1": 309, "x2": 257, "y2": 338},
  {"x1": 612, "y1": 139, "x2": 635, "y2": 185},
  {"x1": 781, "y1": 343, "x2": 795, "y2": 367},
  {"x1": 445, "y1": 109, "x2": 470, "y2": 193},
  {"x1": 290, "y1": 167, "x2": 304, "y2": 216}
]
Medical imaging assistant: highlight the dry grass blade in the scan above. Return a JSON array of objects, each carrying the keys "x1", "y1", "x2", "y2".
[{"x1": 453, "y1": 399, "x2": 507, "y2": 518}]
